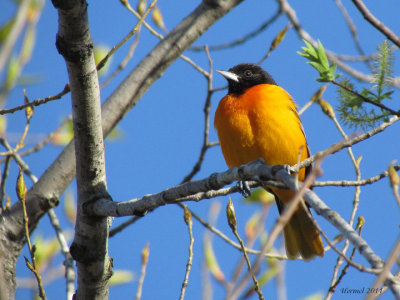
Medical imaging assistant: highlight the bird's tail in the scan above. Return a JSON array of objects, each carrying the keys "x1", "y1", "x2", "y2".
[{"x1": 272, "y1": 189, "x2": 324, "y2": 260}]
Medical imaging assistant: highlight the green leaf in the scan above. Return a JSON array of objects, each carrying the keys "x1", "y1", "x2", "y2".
[
  {"x1": 317, "y1": 40, "x2": 329, "y2": 70},
  {"x1": 298, "y1": 39, "x2": 339, "y2": 82},
  {"x1": 308, "y1": 61, "x2": 326, "y2": 74},
  {"x1": 5, "y1": 56, "x2": 20, "y2": 90},
  {"x1": 303, "y1": 40, "x2": 318, "y2": 58},
  {"x1": 0, "y1": 16, "x2": 16, "y2": 44}
]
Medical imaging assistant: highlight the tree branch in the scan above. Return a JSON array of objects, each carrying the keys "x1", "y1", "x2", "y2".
[{"x1": 351, "y1": 0, "x2": 400, "y2": 48}]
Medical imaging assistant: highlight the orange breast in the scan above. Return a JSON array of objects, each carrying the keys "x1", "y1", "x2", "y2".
[{"x1": 214, "y1": 84, "x2": 308, "y2": 181}]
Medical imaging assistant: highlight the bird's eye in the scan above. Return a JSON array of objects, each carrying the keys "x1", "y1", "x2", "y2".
[{"x1": 244, "y1": 70, "x2": 252, "y2": 77}]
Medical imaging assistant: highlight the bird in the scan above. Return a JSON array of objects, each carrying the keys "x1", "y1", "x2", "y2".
[{"x1": 214, "y1": 63, "x2": 324, "y2": 260}]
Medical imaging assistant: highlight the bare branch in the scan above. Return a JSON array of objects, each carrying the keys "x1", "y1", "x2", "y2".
[
  {"x1": 0, "y1": 0, "x2": 30, "y2": 75},
  {"x1": 179, "y1": 207, "x2": 194, "y2": 300},
  {"x1": 0, "y1": 83, "x2": 70, "y2": 115},
  {"x1": 351, "y1": 0, "x2": 400, "y2": 47},
  {"x1": 189, "y1": 8, "x2": 282, "y2": 51},
  {"x1": 135, "y1": 243, "x2": 150, "y2": 300}
]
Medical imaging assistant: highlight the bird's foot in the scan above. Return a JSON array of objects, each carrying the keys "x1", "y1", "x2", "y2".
[{"x1": 237, "y1": 180, "x2": 251, "y2": 198}]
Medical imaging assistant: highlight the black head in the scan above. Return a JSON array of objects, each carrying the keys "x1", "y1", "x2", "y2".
[{"x1": 217, "y1": 63, "x2": 277, "y2": 95}]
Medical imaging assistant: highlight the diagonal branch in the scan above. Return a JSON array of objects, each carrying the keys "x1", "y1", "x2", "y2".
[{"x1": 351, "y1": 0, "x2": 400, "y2": 48}]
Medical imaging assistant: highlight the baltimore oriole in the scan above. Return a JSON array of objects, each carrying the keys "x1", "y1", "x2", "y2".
[{"x1": 214, "y1": 63, "x2": 324, "y2": 260}]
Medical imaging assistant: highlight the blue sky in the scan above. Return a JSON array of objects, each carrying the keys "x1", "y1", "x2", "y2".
[{"x1": 2, "y1": 0, "x2": 400, "y2": 299}]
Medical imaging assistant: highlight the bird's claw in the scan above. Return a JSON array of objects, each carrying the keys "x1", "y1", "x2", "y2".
[
  {"x1": 237, "y1": 180, "x2": 251, "y2": 198},
  {"x1": 283, "y1": 164, "x2": 292, "y2": 174}
]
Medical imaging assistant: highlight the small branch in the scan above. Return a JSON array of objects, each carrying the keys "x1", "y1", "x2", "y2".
[
  {"x1": 185, "y1": 203, "x2": 288, "y2": 259},
  {"x1": 0, "y1": 83, "x2": 70, "y2": 115},
  {"x1": 18, "y1": 117, "x2": 72, "y2": 158},
  {"x1": 120, "y1": 0, "x2": 210, "y2": 77},
  {"x1": 17, "y1": 171, "x2": 47, "y2": 299},
  {"x1": 0, "y1": 137, "x2": 38, "y2": 182},
  {"x1": 47, "y1": 209, "x2": 75, "y2": 300},
  {"x1": 312, "y1": 164, "x2": 400, "y2": 187},
  {"x1": 189, "y1": 8, "x2": 282, "y2": 51},
  {"x1": 179, "y1": 206, "x2": 194, "y2": 300},
  {"x1": 351, "y1": 0, "x2": 400, "y2": 48},
  {"x1": 326, "y1": 112, "x2": 363, "y2": 299},
  {"x1": 135, "y1": 243, "x2": 150, "y2": 300},
  {"x1": 227, "y1": 200, "x2": 264, "y2": 300},
  {"x1": 109, "y1": 216, "x2": 142, "y2": 238},
  {"x1": 366, "y1": 237, "x2": 400, "y2": 300},
  {"x1": 100, "y1": 32, "x2": 140, "y2": 89},
  {"x1": 181, "y1": 46, "x2": 214, "y2": 183},
  {"x1": 334, "y1": 0, "x2": 372, "y2": 69},
  {"x1": 96, "y1": 0, "x2": 159, "y2": 72},
  {"x1": 0, "y1": 155, "x2": 11, "y2": 206}
]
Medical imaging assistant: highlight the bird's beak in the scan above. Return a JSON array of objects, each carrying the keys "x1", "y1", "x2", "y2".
[{"x1": 216, "y1": 70, "x2": 239, "y2": 82}]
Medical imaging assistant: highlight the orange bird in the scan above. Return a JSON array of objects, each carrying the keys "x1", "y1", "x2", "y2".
[{"x1": 214, "y1": 63, "x2": 323, "y2": 260}]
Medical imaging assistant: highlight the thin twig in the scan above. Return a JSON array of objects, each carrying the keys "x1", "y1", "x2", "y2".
[
  {"x1": 135, "y1": 243, "x2": 150, "y2": 300},
  {"x1": 189, "y1": 8, "x2": 282, "y2": 51},
  {"x1": 18, "y1": 171, "x2": 47, "y2": 299},
  {"x1": 100, "y1": 31, "x2": 141, "y2": 89},
  {"x1": 0, "y1": 137, "x2": 38, "y2": 182},
  {"x1": 328, "y1": 224, "x2": 364, "y2": 297},
  {"x1": 47, "y1": 209, "x2": 75, "y2": 300},
  {"x1": 96, "y1": 0, "x2": 159, "y2": 73},
  {"x1": 0, "y1": 83, "x2": 70, "y2": 115},
  {"x1": 227, "y1": 200, "x2": 265, "y2": 300},
  {"x1": 0, "y1": 155, "x2": 11, "y2": 206},
  {"x1": 109, "y1": 216, "x2": 142, "y2": 237},
  {"x1": 180, "y1": 202, "x2": 288, "y2": 260},
  {"x1": 231, "y1": 205, "x2": 270, "y2": 286},
  {"x1": 120, "y1": 0, "x2": 209, "y2": 77},
  {"x1": 334, "y1": 0, "x2": 372, "y2": 69},
  {"x1": 366, "y1": 237, "x2": 400, "y2": 300},
  {"x1": 20, "y1": 117, "x2": 72, "y2": 157},
  {"x1": 179, "y1": 206, "x2": 194, "y2": 300},
  {"x1": 312, "y1": 164, "x2": 400, "y2": 187},
  {"x1": 182, "y1": 46, "x2": 214, "y2": 183},
  {"x1": 351, "y1": 0, "x2": 400, "y2": 48},
  {"x1": 326, "y1": 113, "x2": 362, "y2": 299}
]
